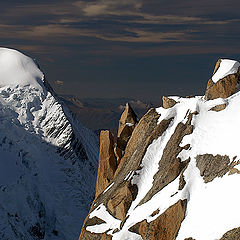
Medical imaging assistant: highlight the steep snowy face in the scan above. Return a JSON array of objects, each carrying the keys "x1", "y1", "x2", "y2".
[{"x1": 0, "y1": 48, "x2": 99, "y2": 240}]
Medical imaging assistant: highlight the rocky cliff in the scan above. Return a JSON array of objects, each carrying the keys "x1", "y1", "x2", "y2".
[{"x1": 79, "y1": 59, "x2": 240, "y2": 240}]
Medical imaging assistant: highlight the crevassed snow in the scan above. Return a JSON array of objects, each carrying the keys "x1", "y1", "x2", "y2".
[{"x1": 212, "y1": 59, "x2": 240, "y2": 83}]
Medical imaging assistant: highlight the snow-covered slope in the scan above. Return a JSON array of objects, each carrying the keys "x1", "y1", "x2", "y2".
[
  {"x1": 0, "y1": 48, "x2": 99, "y2": 240},
  {"x1": 79, "y1": 59, "x2": 240, "y2": 240}
]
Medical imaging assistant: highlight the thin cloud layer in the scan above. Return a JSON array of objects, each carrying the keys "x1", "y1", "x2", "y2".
[
  {"x1": 0, "y1": 0, "x2": 239, "y2": 56},
  {"x1": 74, "y1": 0, "x2": 142, "y2": 16}
]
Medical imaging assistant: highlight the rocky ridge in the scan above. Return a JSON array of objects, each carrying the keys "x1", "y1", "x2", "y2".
[{"x1": 79, "y1": 59, "x2": 240, "y2": 240}]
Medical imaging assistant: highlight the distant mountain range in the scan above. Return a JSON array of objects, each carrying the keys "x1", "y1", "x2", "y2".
[
  {"x1": 59, "y1": 95, "x2": 159, "y2": 135},
  {"x1": 4, "y1": 47, "x2": 240, "y2": 240}
]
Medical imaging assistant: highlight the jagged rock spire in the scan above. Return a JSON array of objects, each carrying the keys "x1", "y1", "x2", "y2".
[
  {"x1": 94, "y1": 103, "x2": 138, "y2": 198},
  {"x1": 95, "y1": 130, "x2": 116, "y2": 198},
  {"x1": 117, "y1": 102, "x2": 138, "y2": 151}
]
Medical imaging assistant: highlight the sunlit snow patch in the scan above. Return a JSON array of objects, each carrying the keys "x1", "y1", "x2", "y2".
[
  {"x1": 86, "y1": 204, "x2": 121, "y2": 234},
  {"x1": 0, "y1": 48, "x2": 44, "y2": 89},
  {"x1": 212, "y1": 59, "x2": 240, "y2": 83}
]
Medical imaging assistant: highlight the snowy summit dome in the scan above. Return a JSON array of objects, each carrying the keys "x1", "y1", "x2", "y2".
[
  {"x1": 0, "y1": 48, "x2": 44, "y2": 89},
  {"x1": 212, "y1": 59, "x2": 240, "y2": 83}
]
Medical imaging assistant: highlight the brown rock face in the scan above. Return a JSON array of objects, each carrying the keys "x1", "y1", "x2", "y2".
[
  {"x1": 130, "y1": 200, "x2": 187, "y2": 240},
  {"x1": 79, "y1": 109, "x2": 171, "y2": 240},
  {"x1": 210, "y1": 103, "x2": 227, "y2": 112},
  {"x1": 205, "y1": 59, "x2": 240, "y2": 100},
  {"x1": 114, "y1": 109, "x2": 172, "y2": 179},
  {"x1": 95, "y1": 103, "x2": 138, "y2": 199},
  {"x1": 107, "y1": 181, "x2": 137, "y2": 221},
  {"x1": 113, "y1": 145, "x2": 122, "y2": 166},
  {"x1": 195, "y1": 154, "x2": 237, "y2": 183},
  {"x1": 213, "y1": 59, "x2": 222, "y2": 75},
  {"x1": 117, "y1": 103, "x2": 138, "y2": 150},
  {"x1": 162, "y1": 96, "x2": 177, "y2": 109},
  {"x1": 220, "y1": 227, "x2": 240, "y2": 240},
  {"x1": 95, "y1": 130, "x2": 116, "y2": 197},
  {"x1": 205, "y1": 76, "x2": 238, "y2": 100},
  {"x1": 100, "y1": 233, "x2": 112, "y2": 240},
  {"x1": 79, "y1": 229, "x2": 107, "y2": 240}
]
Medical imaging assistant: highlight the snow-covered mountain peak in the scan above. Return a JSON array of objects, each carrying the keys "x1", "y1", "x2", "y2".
[
  {"x1": 212, "y1": 59, "x2": 240, "y2": 83},
  {"x1": 0, "y1": 48, "x2": 99, "y2": 240},
  {"x1": 0, "y1": 48, "x2": 72, "y2": 149},
  {"x1": 0, "y1": 48, "x2": 44, "y2": 90}
]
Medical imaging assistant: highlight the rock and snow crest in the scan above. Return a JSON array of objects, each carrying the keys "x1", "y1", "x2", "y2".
[
  {"x1": 79, "y1": 58, "x2": 240, "y2": 240},
  {"x1": 212, "y1": 59, "x2": 240, "y2": 83}
]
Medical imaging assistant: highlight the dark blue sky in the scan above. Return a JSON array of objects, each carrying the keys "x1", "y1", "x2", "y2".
[{"x1": 1, "y1": 0, "x2": 240, "y2": 101}]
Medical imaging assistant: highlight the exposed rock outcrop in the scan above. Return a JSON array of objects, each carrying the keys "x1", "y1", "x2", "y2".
[
  {"x1": 205, "y1": 76, "x2": 238, "y2": 100},
  {"x1": 205, "y1": 59, "x2": 240, "y2": 100},
  {"x1": 129, "y1": 200, "x2": 187, "y2": 240},
  {"x1": 162, "y1": 96, "x2": 177, "y2": 109},
  {"x1": 220, "y1": 227, "x2": 240, "y2": 240},
  {"x1": 213, "y1": 59, "x2": 222, "y2": 75},
  {"x1": 117, "y1": 103, "x2": 138, "y2": 151},
  {"x1": 210, "y1": 103, "x2": 227, "y2": 112},
  {"x1": 95, "y1": 130, "x2": 116, "y2": 198},
  {"x1": 79, "y1": 108, "x2": 170, "y2": 239},
  {"x1": 107, "y1": 181, "x2": 137, "y2": 221},
  {"x1": 195, "y1": 154, "x2": 237, "y2": 183},
  {"x1": 100, "y1": 233, "x2": 112, "y2": 240},
  {"x1": 95, "y1": 103, "x2": 138, "y2": 198},
  {"x1": 113, "y1": 145, "x2": 122, "y2": 166},
  {"x1": 114, "y1": 108, "x2": 172, "y2": 178}
]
